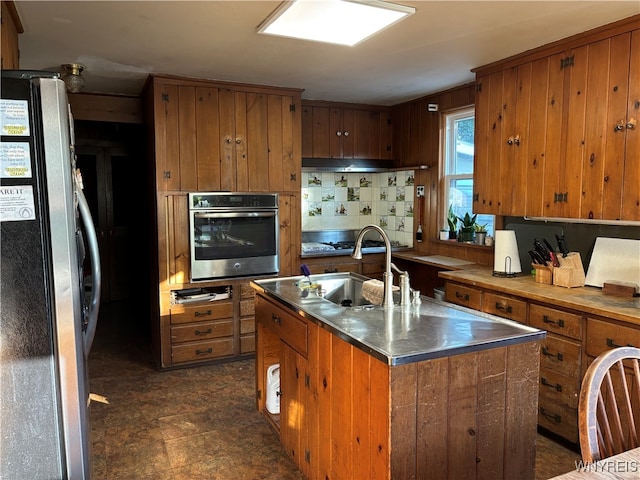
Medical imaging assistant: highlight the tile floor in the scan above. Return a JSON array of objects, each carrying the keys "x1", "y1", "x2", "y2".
[{"x1": 89, "y1": 300, "x2": 581, "y2": 479}]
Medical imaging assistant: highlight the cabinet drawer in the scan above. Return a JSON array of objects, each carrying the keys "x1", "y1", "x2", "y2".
[
  {"x1": 540, "y1": 333, "x2": 581, "y2": 378},
  {"x1": 256, "y1": 296, "x2": 308, "y2": 356},
  {"x1": 586, "y1": 318, "x2": 640, "y2": 358},
  {"x1": 482, "y1": 292, "x2": 527, "y2": 323},
  {"x1": 538, "y1": 400, "x2": 578, "y2": 444},
  {"x1": 538, "y1": 367, "x2": 579, "y2": 410},
  {"x1": 170, "y1": 320, "x2": 233, "y2": 344},
  {"x1": 445, "y1": 283, "x2": 482, "y2": 310},
  {"x1": 240, "y1": 317, "x2": 255, "y2": 335},
  {"x1": 240, "y1": 298, "x2": 255, "y2": 317},
  {"x1": 240, "y1": 282, "x2": 255, "y2": 299},
  {"x1": 171, "y1": 338, "x2": 234, "y2": 364},
  {"x1": 170, "y1": 301, "x2": 234, "y2": 325},
  {"x1": 240, "y1": 334, "x2": 255, "y2": 354},
  {"x1": 530, "y1": 304, "x2": 582, "y2": 340},
  {"x1": 362, "y1": 259, "x2": 386, "y2": 276}
]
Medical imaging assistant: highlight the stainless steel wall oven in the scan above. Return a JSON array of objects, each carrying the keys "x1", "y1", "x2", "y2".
[{"x1": 189, "y1": 193, "x2": 279, "y2": 281}]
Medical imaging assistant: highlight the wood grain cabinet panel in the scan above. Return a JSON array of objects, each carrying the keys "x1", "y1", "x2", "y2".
[
  {"x1": 256, "y1": 295, "x2": 308, "y2": 357},
  {"x1": 171, "y1": 337, "x2": 234, "y2": 364},
  {"x1": 445, "y1": 282, "x2": 482, "y2": 310},
  {"x1": 539, "y1": 333, "x2": 581, "y2": 378},
  {"x1": 170, "y1": 320, "x2": 234, "y2": 343},
  {"x1": 302, "y1": 101, "x2": 393, "y2": 161},
  {"x1": 473, "y1": 18, "x2": 640, "y2": 220},
  {"x1": 482, "y1": 292, "x2": 527, "y2": 323},
  {"x1": 529, "y1": 304, "x2": 583, "y2": 340},
  {"x1": 586, "y1": 317, "x2": 640, "y2": 358},
  {"x1": 170, "y1": 301, "x2": 234, "y2": 325}
]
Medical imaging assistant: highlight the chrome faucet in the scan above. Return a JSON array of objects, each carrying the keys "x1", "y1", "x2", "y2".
[{"x1": 352, "y1": 225, "x2": 398, "y2": 308}]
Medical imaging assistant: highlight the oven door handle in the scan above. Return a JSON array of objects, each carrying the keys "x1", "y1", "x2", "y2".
[{"x1": 194, "y1": 211, "x2": 277, "y2": 219}]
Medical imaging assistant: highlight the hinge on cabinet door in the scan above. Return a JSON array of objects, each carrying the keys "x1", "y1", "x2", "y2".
[
  {"x1": 560, "y1": 56, "x2": 574, "y2": 69},
  {"x1": 305, "y1": 449, "x2": 310, "y2": 464},
  {"x1": 476, "y1": 83, "x2": 482, "y2": 93},
  {"x1": 290, "y1": 173, "x2": 297, "y2": 182},
  {"x1": 162, "y1": 93, "x2": 170, "y2": 102},
  {"x1": 290, "y1": 103, "x2": 296, "y2": 112},
  {"x1": 305, "y1": 373, "x2": 310, "y2": 388},
  {"x1": 257, "y1": 389, "x2": 262, "y2": 400},
  {"x1": 554, "y1": 192, "x2": 568, "y2": 203},
  {"x1": 473, "y1": 193, "x2": 479, "y2": 202},
  {"x1": 163, "y1": 171, "x2": 171, "y2": 179}
]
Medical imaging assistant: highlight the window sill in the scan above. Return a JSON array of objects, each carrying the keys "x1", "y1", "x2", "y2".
[{"x1": 431, "y1": 238, "x2": 494, "y2": 250}]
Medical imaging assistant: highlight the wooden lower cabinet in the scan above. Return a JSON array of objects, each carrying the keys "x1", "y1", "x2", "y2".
[
  {"x1": 446, "y1": 282, "x2": 586, "y2": 444},
  {"x1": 256, "y1": 291, "x2": 540, "y2": 479}
]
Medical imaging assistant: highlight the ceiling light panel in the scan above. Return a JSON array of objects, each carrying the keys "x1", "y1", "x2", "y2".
[{"x1": 258, "y1": 0, "x2": 415, "y2": 47}]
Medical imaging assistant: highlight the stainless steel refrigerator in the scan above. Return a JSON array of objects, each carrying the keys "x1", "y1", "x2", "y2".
[{"x1": 1, "y1": 71, "x2": 101, "y2": 479}]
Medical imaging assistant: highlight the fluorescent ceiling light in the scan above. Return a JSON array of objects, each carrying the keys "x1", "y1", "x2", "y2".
[{"x1": 258, "y1": 0, "x2": 415, "y2": 47}]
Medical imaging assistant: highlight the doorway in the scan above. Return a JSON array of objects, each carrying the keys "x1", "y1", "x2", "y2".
[{"x1": 74, "y1": 121, "x2": 148, "y2": 304}]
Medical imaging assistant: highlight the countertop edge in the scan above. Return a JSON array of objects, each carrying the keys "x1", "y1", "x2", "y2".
[
  {"x1": 251, "y1": 279, "x2": 545, "y2": 366},
  {"x1": 439, "y1": 269, "x2": 640, "y2": 326}
]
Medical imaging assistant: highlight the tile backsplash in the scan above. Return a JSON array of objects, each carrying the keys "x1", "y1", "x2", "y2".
[{"x1": 301, "y1": 170, "x2": 415, "y2": 247}]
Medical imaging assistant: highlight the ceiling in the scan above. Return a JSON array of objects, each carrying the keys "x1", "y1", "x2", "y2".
[{"x1": 13, "y1": 1, "x2": 640, "y2": 106}]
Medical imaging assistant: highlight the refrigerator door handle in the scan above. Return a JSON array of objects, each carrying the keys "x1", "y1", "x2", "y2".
[{"x1": 76, "y1": 185, "x2": 101, "y2": 358}]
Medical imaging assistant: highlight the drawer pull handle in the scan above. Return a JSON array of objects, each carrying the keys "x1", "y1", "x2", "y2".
[
  {"x1": 606, "y1": 338, "x2": 636, "y2": 349},
  {"x1": 540, "y1": 407, "x2": 561, "y2": 423},
  {"x1": 542, "y1": 315, "x2": 565, "y2": 328},
  {"x1": 324, "y1": 268, "x2": 338, "y2": 273},
  {"x1": 195, "y1": 328, "x2": 212, "y2": 336},
  {"x1": 195, "y1": 348, "x2": 213, "y2": 355},
  {"x1": 542, "y1": 346, "x2": 563, "y2": 362},
  {"x1": 272, "y1": 313, "x2": 282, "y2": 324},
  {"x1": 495, "y1": 303, "x2": 512, "y2": 313},
  {"x1": 195, "y1": 310, "x2": 212, "y2": 317},
  {"x1": 455, "y1": 292, "x2": 470, "y2": 301},
  {"x1": 541, "y1": 377, "x2": 563, "y2": 392}
]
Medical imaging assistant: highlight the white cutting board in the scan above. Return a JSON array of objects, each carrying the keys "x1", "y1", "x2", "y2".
[{"x1": 585, "y1": 237, "x2": 640, "y2": 288}]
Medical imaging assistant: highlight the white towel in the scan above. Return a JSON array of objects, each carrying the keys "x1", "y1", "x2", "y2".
[{"x1": 362, "y1": 279, "x2": 398, "y2": 305}]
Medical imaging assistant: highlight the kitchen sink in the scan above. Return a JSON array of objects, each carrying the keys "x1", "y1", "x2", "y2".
[{"x1": 297, "y1": 272, "x2": 374, "y2": 307}]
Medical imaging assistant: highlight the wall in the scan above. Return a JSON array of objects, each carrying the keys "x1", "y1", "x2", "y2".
[
  {"x1": 505, "y1": 216, "x2": 640, "y2": 271},
  {"x1": 301, "y1": 170, "x2": 415, "y2": 247}
]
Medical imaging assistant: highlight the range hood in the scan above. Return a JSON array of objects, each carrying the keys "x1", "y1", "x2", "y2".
[{"x1": 302, "y1": 157, "x2": 394, "y2": 172}]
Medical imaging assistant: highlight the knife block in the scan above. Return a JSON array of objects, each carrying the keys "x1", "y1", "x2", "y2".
[
  {"x1": 532, "y1": 264, "x2": 553, "y2": 285},
  {"x1": 553, "y1": 252, "x2": 585, "y2": 288}
]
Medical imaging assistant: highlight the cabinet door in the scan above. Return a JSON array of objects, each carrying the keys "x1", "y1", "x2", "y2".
[
  {"x1": 154, "y1": 83, "x2": 181, "y2": 191},
  {"x1": 499, "y1": 64, "x2": 532, "y2": 216},
  {"x1": 280, "y1": 343, "x2": 308, "y2": 472},
  {"x1": 278, "y1": 193, "x2": 301, "y2": 277},
  {"x1": 621, "y1": 30, "x2": 640, "y2": 220},
  {"x1": 266, "y1": 94, "x2": 301, "y2": 193},
  {"x1": 622, "y1": 30, "x2": 640, "y2": 220},
  {"x1": 195, "y1": 87, "x2": 221, "y2": 191},
  {"x1": 554, "y1": 45, "x2": 589, "y2": 219},
  {"x1": 541, "y1": 52, "x2": 568, "y2": 217}
]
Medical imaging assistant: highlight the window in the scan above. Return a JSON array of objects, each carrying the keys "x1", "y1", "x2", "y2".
[{"x1": 443, "y1": 107, "x2": 494, "y2": 235}]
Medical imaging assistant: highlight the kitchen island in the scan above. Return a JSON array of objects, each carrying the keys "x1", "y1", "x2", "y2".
[{"x1": 251, "y1": 273, "x2": 545, "y2": 480}]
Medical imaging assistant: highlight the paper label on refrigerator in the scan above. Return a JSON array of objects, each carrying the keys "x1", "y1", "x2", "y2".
[
  {"x1": 0, "y1": 99, "x2": 30, "y2": 136},
  {"x1": 0, "y1": 142, "x2": 32, "y2": 178},
  {"x1": 0, "y1": 185, "x2": 36, "y2": 222}
]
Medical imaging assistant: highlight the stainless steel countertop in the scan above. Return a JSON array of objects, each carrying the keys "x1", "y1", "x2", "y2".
[{"x1": 251, "y1": 274, "x2": 545, "y2": 366}]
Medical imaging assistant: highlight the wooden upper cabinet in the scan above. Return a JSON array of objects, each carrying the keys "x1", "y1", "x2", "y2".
[
  {"x1": 147, "y1": 75, "x2": 302, "y2": 193},
  {"x1": 301, "y1": 101, "x2": 392, "y2": 160},
  {"x1": 473, "y1": 17, "x2": 640, "y2": 221},
  {"x1": 580, "y1": 30, "x2": 640, "y2": 221}
]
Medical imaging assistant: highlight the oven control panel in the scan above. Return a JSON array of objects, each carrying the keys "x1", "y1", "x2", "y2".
[{"x1": 189, "y1": 192, "x2": 278, "y2": 210}]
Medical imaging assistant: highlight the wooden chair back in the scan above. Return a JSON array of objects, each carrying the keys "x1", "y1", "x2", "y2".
[{"x1": 578, "y1": 346, "x2": 640, "y2": 462}]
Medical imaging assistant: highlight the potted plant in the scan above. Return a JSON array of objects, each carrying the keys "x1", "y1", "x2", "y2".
[
  {"x1": 474, "y1": 223, "x2": 488, "y2": 245},
  {"x1": 447, "y1": 205, "x2": 458, "y2": 240},
  {"x1": 456, "y1": 211, "x2": 477, "y2": 242}
]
